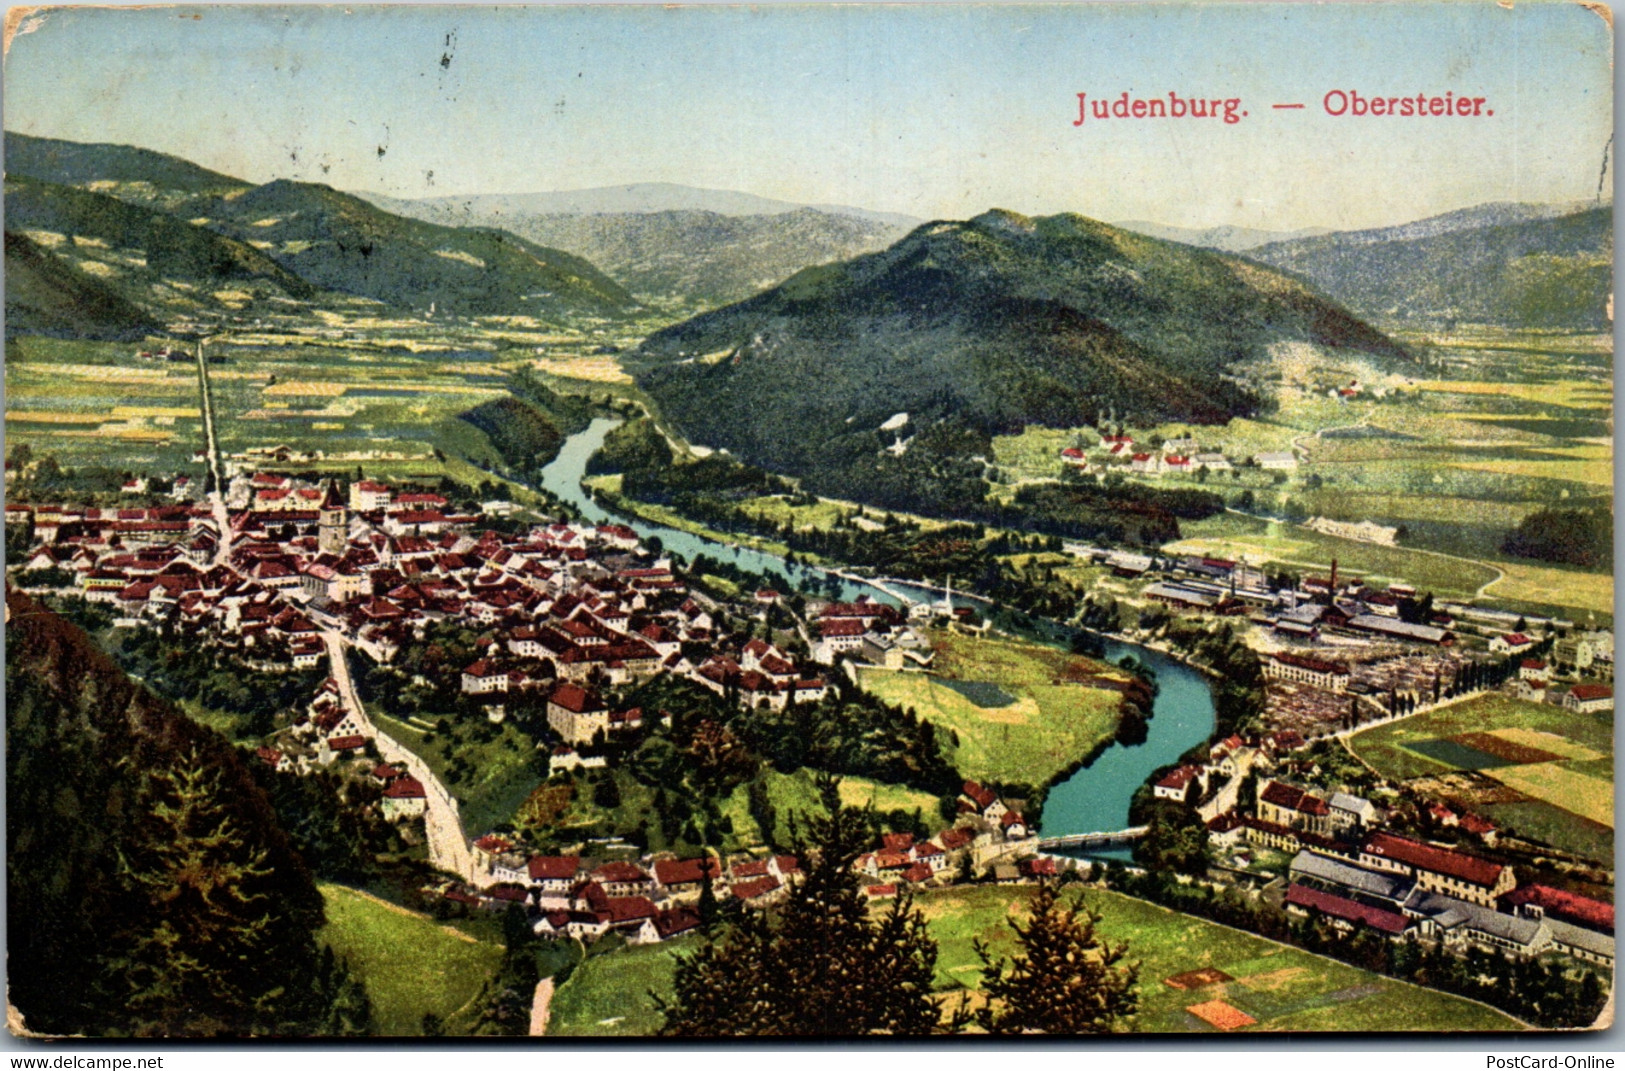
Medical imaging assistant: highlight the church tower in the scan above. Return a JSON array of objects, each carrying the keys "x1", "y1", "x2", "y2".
[{"x1": 318, "y1": 480, "x2": 349, "y2": 555}]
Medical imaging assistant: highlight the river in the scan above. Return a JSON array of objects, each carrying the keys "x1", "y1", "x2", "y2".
[{"x1": 537, "y1": 417, "x2": 1215, "y2": 839}]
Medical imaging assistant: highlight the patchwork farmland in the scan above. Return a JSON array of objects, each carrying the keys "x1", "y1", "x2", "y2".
[{"x1": 1347, "y1": 694, "x2": 1614, "y2": 860}]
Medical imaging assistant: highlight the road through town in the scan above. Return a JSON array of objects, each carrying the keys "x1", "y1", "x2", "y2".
[{"x1": 322, "y1": 630, "x2": 476, "y2": 882}]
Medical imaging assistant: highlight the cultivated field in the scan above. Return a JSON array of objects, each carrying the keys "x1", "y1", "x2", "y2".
[
  {"x1": 857, "y1": 628, "x2": 1128, "y2": 786},
  {"x1": 1346, "y1": 693, "x2": 1614, "y2": 859},
  {"x1": 318, "y1": 883, "x2": 505, "y2": 1036},
  {"x1": 921, "y1": 885, "x2": 1524, "y2": 1033},
  {"x1": 549, "y1": 884, "x2": 1526, "y2": 1035},
  {"x1": 991, "y1": 329, "x2": 1612, "y2": 621}
]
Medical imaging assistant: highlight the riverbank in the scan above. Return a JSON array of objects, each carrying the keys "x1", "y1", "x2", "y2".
[{"x1": 535, "y1": 419, "x2": 1220, "y2": 841}]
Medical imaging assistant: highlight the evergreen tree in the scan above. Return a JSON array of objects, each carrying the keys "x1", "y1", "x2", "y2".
[
  {"x1": 972, "y1": 882, "x2": 1139, "y2": 1035},
  {"x1": 658, "y1": 777, "x2": 946, "y2": 1036},
  {"x1": 106, "y1": 749, "x2": 327, "y2": 1035}
]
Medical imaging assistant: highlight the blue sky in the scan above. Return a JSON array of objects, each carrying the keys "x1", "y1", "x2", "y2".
[{"x1": 3, "y1": 2, "x2": 1612, "y2": 230}]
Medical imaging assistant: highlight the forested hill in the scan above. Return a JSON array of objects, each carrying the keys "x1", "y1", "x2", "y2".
[
  {"x1": 635, "y1": 208, "x2": 1408, "y2": 484},
  {"x1": 5, "y1": 589, "x2": 342, "y2": 1036},
  {"x1": 1249, "y1": 205, "x2": 1613, "y2": 328}
]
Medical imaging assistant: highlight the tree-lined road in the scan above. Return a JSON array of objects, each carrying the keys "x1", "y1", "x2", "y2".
[{"x1": 322, "y1": 630, "x2": 475, "y2": 883}]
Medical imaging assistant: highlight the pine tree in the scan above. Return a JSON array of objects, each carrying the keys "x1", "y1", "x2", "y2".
[
  {"x1": 107, "y1": 749, "x2": 325, "y2": 1035},
  {"x1": 972, "y1": 882, "x2": 1139, "y2": 1035},
  {"x1": 658, "y1": 776, "x2": 946, "y2": 1036}
]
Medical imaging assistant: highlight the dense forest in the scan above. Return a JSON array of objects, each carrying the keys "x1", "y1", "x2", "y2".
[{"x1": 6, "y1": 589, "x2": 370, "y2": 1036}]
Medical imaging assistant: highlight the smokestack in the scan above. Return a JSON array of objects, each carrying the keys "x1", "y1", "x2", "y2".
[{"x1": 1330, "y1": 557, "x2": 1338, "y2": 593}]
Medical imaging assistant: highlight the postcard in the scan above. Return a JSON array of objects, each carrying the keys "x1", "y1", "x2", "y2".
[{"x1": 1, "y1": 1, "x2": 1614, "y2": 1039}]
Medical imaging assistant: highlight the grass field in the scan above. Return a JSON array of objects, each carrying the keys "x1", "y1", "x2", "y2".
[
  {"x1": 857, "y1": 628, "x2": 1127, "y2": 785},
  {"x1": 318, "y1": 884, "x2": 505, "y2": 1036},
  {"x1": 1346, "y1": 694, "x2": 1614, "y2": 859},
  {"x1": 548, "y1": 940, "x2": 681, "y2": 1036},
  {"x1": 718, "y1": 768, "x2": 948, "y2": 848},
  {"x1": 921, "y1": 885, "x2": 1524, "y2": 1033},
  {"x1": 549, "y1": 884, "x2": 1525, "y2": 1035}
]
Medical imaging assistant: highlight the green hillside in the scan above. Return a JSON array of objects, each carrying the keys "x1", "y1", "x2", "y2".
[
  {"x1": 5, "y1": 174, "x2": 317, "y2": 301},
  {"x1": 5, "y1": 590, "x2": 343, "y2": 1036},
  {"x1": 4, "y1": 130, "x2": 251, "y2": 209},
  {"x1": 1250, "y1": 206, "x2": 1613, "y2": 328},
  {"x1": 4, "y1": 229, "x2": 160, "y2": 339},
  {"x1": 375, "y1": 200, "x2": 911, "y2": 305},
  {"x1": 636, "y1": 209, "x2": 1409, "y2": 487},
  {"x1": 195, "y1": 179, "x2": 638, "y2": 318}
]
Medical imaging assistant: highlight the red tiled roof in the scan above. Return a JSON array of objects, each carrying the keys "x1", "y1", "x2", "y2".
[
  {"x1": 1501, "y1": 885, "x2": 1614, "y2": 934},
  {"x1": 903, "y1": 862, "x2": 934, "y2": 884},
  {"x1": 591, "y1": 861, "x2": 649, "y2": 884},
  {"x1": 383, "y1": 776, "x2": 426, "y2": 799},
  {"x1": 732, "y1": 876, "x2": 781, "y2": 902},
  {"x1": 1285, "y1": 883, "x2": 1409, "y2": 935},
  {"x1": 1570, "y1": 684, "x2": 1613, "y2": 701},
  {"x1": 654, "y1": 857, "x2": 721, "y2": 886},
  {"x1": 528, "y1": 855, "x2": 580, "y2": 881},
  {"x1": 606, "y1": 896, "x2": 657, "y2": 924},
  {"x1": 550, "y1": 681, "x2": 605, "y2": 714},
  {"x1": 963, "y1": 781, "x2": 998, "y2": 810},
  {"x1": 1260, "y1": 781, "x2": 1329, "y2": 816},
  {"x1": 1362, "y1": 832, "x2": 1503, "y2": 887}
]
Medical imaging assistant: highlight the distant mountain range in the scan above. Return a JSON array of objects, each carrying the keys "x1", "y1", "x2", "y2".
[
  {"x1": 1111, "y1": 221, "x2": 1332, "y2": 252},
  {"x1": 2, "y1": 132, "x2": 638, "y2": 329},
  {"x1": 1249, "y1": 202, "x2": 1612, "y2": 328},
  {"x1": 360, "y1": 186, "x2": 918, "y2": 305},
  {"x1": 363, "y1": 183, "x2": 919, "y2": 227},
  {"x1": 636, "y1": 208, "x2": 1409, "y2": 487}
]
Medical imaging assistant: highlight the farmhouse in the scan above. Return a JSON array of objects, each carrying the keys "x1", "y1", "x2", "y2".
[{"x1": 1564, "y1": 684, "x2": 1613, "y2": 714}]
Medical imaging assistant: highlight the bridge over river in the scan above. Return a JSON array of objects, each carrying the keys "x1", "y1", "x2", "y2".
[{"x1": 1037, "y1": 826, "x2": 1149, "y2": 851}]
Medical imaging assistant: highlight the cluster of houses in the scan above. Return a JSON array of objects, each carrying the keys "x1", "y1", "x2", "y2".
[
  {"x1": 853, "y1": 780, "x2": 1037, "y2": 895},
  {"x1": 434, "y1": 776, "x2": 1043, "y2": 942},
  {"x1": 439, "y1": 835, "x2": 805, "y2": 946},
  {"x1": 1191, "y1": 774, "x2": 1615, "y2": 967},
  {"x1": 7, "y1": 474, "x2": 846, "y2": 771},
  {"x1": 813, "y1": 598, "x2": 938, "y2": 668},
  {"x1": 1057, "y1": 433, "x2": 1238, "y2": 477}
]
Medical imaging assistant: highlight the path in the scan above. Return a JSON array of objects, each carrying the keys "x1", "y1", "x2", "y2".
[
  {"x1": 322, "y1": 630, "x2": 476, "y2": 883},
  {"x1": 193, "y1": 337, "x2": 232, "y2": 569},
  {"x1": 529, "y1": 978, "x2": 555, "y2": 1037}
]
